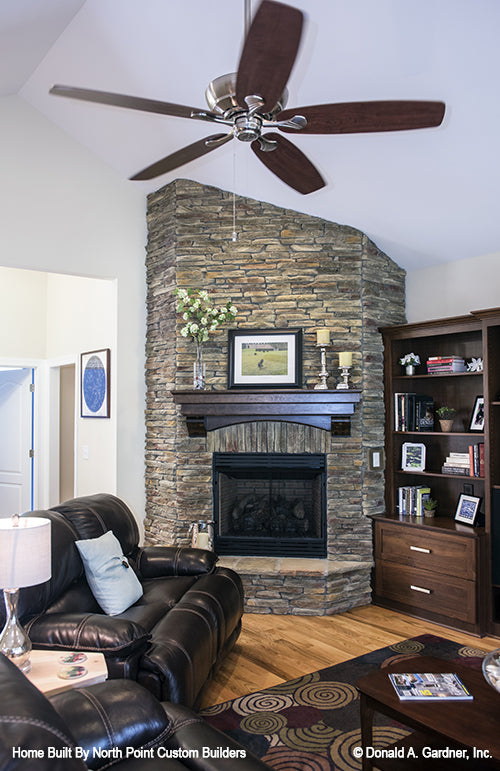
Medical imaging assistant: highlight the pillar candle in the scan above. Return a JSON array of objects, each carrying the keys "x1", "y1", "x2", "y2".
[
  {"x1": 316, "y1": 329, "x2": 330, "y2": 346},
  {"x1": 339, "y1": 351, "x2": 352, "y2": 367},
  {"x1": 197, "y1": 532, "x2": 210, "y2": 549}
]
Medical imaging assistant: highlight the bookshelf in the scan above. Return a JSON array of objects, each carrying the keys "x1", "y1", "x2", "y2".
[{"x1": 374, "y1": 309, "x2": 500, "y2": 636}]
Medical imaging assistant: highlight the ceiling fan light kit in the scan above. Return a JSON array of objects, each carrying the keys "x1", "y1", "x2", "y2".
[{"x1": 49, "y1": 0, "x2": 445, "y2": 194}]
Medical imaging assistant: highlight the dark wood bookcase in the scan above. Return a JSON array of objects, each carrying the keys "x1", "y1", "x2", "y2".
[{"x1": 374, "y1": 308, "x2": 500, "y2": 636}]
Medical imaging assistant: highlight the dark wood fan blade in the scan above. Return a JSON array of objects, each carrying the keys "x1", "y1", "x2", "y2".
[
  {"x1": 251, "y1": 133, "x2": 324, "y2": 194},
  {"x1": 277, "y1": 101, "x2": 446, "y2": 134},
  {"x1": 236, "y1": 0, "x2": 303, "y2": 113},
  {"x1": 130, "y1": 133, "x2": 233, "y2": 180},
  {"x1": 50, "y1": 84, "x2": 209, "y2": 120}
]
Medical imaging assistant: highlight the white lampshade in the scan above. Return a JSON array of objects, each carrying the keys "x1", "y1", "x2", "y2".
[{"x1": 0, "y1": 517, "x2": 51, "y2": 589}]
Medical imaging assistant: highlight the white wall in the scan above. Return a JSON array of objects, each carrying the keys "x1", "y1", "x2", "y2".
[
  {"x1": 406, "y1": 253, "x2": 500, "y2": 323},
  {"x1": 0, "y1": 95, "x2": 146, "y2": 528}
]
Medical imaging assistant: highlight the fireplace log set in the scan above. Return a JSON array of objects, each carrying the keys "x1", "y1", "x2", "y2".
[{"x1": 229, "y1": 493, "x2": 313, "y2": 538}]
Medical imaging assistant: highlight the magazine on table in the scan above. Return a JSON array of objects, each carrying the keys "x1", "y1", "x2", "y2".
[{"x1": 389, "y1": 672, "x2": 473, "y2": 701}]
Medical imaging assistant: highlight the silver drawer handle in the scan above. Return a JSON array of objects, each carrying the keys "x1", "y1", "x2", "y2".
[
  {"x1": 410, "y1": 546, "x2": 431, "y2": 554},
  {"x1": 410, "y1": 584, "x2": 431, "y2": 594}
]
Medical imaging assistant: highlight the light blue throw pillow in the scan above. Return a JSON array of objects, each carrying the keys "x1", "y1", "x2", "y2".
[{"x1": 75, "y1": 530, "x2": 143, "y2": 615}]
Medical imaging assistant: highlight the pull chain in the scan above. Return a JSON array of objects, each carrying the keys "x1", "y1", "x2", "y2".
[{"x1": 232, "y1": 149, "x2": 237, "y2": 242}]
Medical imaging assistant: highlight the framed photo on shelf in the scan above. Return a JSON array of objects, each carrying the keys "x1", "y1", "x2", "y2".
[
  {"x1": 469, "y1": 396, "x2": 485, "y2": 432},
  {"x1": 228, "y1": 328, "x2": 302, "y2": 389},
  {"x1": 454, "y1": 493, "x2": 481, "y2": 525},
  {"x1": 401, "y1": 442, "x2": 426, "y2": 472},
  {"x1": 81, "y1": 348, "x2": 110, "y2": 418}
]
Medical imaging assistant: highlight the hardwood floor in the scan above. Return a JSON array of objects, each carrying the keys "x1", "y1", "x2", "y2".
[{"x1": 199, "y1": 604, "x2": 500, "y2": 709}]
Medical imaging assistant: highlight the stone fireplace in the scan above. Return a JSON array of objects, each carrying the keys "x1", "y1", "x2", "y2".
[{"x1": 144, "y1": 178, "x2": 406, "y2": 614}]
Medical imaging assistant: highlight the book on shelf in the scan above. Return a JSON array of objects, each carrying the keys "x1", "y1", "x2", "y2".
[
  {"x1": 389, "y1": 672, "x2": 473, "y2": 701},
  {"x1": 398, "y1": 485, "x2": 431, "y2": 517},
  {"x1": 469, "y1": 443, "x2": 485, "y2": 477},
  {"x1": 440, "y1": 445, "x2": 484, "y2": 477},
  {"x1": 394, "y1": 393, "x2": 434, "y2": 431},
  {"x1": 441, "y1": 465, "x2": 470, "y2": 476},
  {"x1": 426, "y1": 356, "x2": 467, "y2": 373}
]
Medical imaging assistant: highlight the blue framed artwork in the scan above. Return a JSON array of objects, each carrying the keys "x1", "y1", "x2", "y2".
[{"x1": 81, "y1": 349, "x2": 110, "y2": 418}]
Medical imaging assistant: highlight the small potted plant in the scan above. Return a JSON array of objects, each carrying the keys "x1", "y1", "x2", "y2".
[
  {"x1": 423, "y1": 498, "x2": 437, "y2": 518},
  {"x1": 436, "y1": 406, "x2": 456, "y2": 432},
  {"x1": 399, "y1": 353, "x2": 420, "y2": 375}
]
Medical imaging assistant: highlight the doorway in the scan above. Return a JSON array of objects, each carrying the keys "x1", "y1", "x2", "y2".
[
  {"x1": 0, "y1": 367, "x2": 34, "y2": 517},
  {"x1": 59, "y1": 364, "x2": 76, "y2": 502}
]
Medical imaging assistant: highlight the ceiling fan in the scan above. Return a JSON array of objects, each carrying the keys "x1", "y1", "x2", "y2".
[{"x1": 50, "y1": 0, "x2": 445, "y2": 194}]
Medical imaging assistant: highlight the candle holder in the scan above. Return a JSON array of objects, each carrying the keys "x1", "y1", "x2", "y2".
[
  {"x1": 336, "y1": 365, "x2": 352, "y2": 390},
  {"x1": 314, "y1": 345, "x2": 330, "y2": 390}
]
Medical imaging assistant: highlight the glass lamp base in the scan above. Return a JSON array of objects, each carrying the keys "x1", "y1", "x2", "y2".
[{"x1": 0, "y1": 588, "x2": 32, "y2": 673}]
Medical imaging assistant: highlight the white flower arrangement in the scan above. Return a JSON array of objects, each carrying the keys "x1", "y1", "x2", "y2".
[
  {"x1": 399, "y1": 353, "x2": 421, "y2": 366},
  {"x1": 174, "y1": 288, "x2": 237, "y2": 344}
]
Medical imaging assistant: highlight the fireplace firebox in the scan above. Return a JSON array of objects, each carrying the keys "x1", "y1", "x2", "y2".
[{"x1": 213, "y1": 453, "x2": 327, "y2": 557}]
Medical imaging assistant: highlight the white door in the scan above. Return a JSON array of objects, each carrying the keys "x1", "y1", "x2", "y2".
[{"x1": 0, "y1": 368, "x2": 33, "y2": 517}]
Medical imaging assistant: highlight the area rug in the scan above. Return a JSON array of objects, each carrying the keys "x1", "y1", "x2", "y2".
[{"x1": 200, "y1": 634, "x2": 487, "y2": 771}]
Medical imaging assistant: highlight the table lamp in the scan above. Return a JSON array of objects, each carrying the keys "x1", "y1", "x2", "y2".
[{"x1": 0, "y1": 515, "x2": 51, "y2": 673}]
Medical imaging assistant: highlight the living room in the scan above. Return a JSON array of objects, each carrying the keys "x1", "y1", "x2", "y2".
[{"x1": 1, "y1": 1, "x2": 500, "y2": 769}]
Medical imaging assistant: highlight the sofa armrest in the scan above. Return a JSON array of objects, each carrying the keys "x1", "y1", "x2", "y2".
[
  {"x1": 50, "y1": 680, "x2": 171, "y2": 771},
  {"x1": 27, "y1": 613, "x2": 150, "y2": 656},
  {"x1": 136, "y1": 546, "x2": 218, "y2": 578}
]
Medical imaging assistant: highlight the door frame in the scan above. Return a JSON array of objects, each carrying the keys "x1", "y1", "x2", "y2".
[{"x1": 0, "y1": 355, "x2": 79, "y2": 511}]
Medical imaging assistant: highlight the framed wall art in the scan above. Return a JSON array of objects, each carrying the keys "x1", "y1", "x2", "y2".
[
  {"x1": 454, "y1": 493, "x2": 481, "y2": 525},
  {"x1": 81, "y1": 348, "x2": 110, "y2": 418},
  {"x1": 228, "y1": 329, "x2": 302, "y2": 389},
  {"x1": 401, "y1": 442, "x2": 426, "y2": 472},
  {"x1": 469, "y1": 396, "x2": 485, "y2": 432}
]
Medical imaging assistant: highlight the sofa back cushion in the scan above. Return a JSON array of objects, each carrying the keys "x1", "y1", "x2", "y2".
[{"x1": 52, "y1": 494, "x2": 139, "y2": 556}]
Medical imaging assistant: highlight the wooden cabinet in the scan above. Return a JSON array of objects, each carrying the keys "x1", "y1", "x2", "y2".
[
  {"x1": 373, "y1": 516, "x2": 483, "y2": 633},
  {"x1": 376, "y1": 309, "x2": 500, "y2": 636}
]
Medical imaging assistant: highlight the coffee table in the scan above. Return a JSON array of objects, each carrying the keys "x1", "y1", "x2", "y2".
[{"x1": 356, "y1": 656, "x2": 500, "y2": 771}]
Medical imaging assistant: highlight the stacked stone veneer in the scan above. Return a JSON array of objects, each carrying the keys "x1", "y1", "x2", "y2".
[{"x1": 145, "y1": 178, "x2": 406, "y2": 614}]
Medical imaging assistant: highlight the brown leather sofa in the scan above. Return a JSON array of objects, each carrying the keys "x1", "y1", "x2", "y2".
[
  {"x1": 0, "y1": 652, "x2": 270, "y2": 770},
  {"x1": 4, "y1": 494, "x2": 244, "y2": 708}
]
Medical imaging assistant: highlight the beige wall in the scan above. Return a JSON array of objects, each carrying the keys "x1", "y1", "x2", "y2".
[
  {"x1": 46, "y1": 273, "x2": 117, "y2": 497},
  {"x1": 0, "y1": 268, "x2": 47, "y2": 358},
  {"x1": 0, "y1": 266, "x2": 117, "y2": 502}
]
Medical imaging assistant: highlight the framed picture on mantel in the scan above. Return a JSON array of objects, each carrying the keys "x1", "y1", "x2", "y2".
[{"x1": 228, "y1": 328, "x2": 302, "y2": 389}]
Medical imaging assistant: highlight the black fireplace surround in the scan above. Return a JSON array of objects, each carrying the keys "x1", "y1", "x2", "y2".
[{"x1": 213, "y1": 453, "x2": 327, "y2": 557}]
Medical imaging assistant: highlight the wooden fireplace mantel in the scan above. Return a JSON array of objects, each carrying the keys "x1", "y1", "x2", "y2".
[{"x1": 171, "y1": 389, "x2": 361, "y2": 436}]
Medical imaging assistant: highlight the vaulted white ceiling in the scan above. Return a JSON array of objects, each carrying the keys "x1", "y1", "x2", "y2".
[{"x1": 3, "y1": 0, "x2": 499, "y2": 271}]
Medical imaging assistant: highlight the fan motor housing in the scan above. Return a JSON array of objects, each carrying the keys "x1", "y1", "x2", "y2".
[{"x1": 205, "y1": 72, "x2": 288, "y2": 120}]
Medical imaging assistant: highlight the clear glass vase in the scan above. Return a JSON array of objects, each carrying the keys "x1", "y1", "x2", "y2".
[{"x1": 193, "y1": 343, "x2": 206, "y2": 390}]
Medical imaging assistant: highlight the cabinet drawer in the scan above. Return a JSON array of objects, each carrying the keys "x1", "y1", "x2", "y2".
[
  {"x1": 375, "y1": 522, "x2": 476, "y2": 580},
  {"x1": 374, "y1": 561, "x2": 476, "y2": 624}
]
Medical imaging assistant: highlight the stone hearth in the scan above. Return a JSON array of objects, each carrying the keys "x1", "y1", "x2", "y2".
[{"x1": 144, "y1": 178, "x2": 406, "y2": 615}]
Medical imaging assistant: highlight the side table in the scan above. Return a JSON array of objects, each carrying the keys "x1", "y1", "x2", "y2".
[{"x1": 26, "y1": 650, "x2": 108, "y2": 696}]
